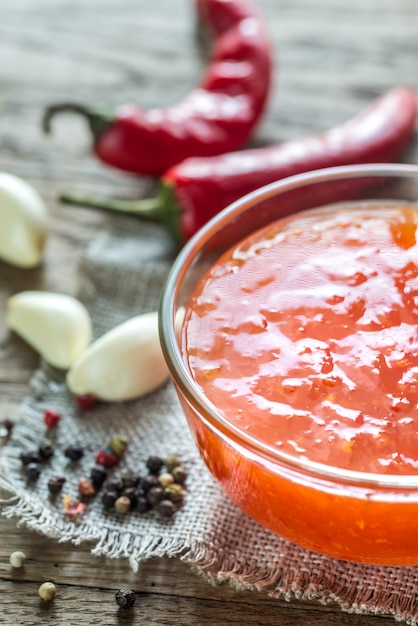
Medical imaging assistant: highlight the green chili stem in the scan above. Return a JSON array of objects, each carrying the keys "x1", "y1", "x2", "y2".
[
  {"x1": 42, "y1": 103, "x2": 113, "y2": 140},
  {"x1": 59, "y1": 192, "x2": 165, "y2": 221},
  {"x1": 59, "y1": 182, "x2": 183, "y2": 243}
]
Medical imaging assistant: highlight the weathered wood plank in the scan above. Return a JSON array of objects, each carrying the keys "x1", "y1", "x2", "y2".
[
  {"x1": 1, "y1": 0, "x2": 418, "y2": 624},
  {"x1": 0, "y1": 521, "x2": 397, "y2": 626},
  {"x1": 0, "y1": 580, "x2": 397, "y2": 626}
]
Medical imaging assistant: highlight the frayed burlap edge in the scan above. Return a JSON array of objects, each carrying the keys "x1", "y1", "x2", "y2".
[
  {"x1": 1, "y1": 373, "x2": 417, "y2": 626},
  {"x1": 2, "y1": 220, "x2": 418, "y2": 626}
]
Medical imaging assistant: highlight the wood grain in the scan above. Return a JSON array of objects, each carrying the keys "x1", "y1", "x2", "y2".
[
  {"x1": 0, "y1": 518, "x2": 395, "y2": 626},
  {"x1": 1, "y1": 0, "x2": 418, "y2": 624}
]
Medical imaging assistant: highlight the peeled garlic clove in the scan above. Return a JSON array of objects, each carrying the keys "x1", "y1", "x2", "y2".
[
  {"x1": 6, "y1": 291, "x2": 92, "y2": 369},
  {"x1": 67, "y1": 311, "x2": 168, "y2": 402},
  {"x1": 0, "y1": 173, "x2": 48, "y2": 268}
]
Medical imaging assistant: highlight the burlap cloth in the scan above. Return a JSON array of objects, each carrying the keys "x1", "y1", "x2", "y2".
[{"x1": 2, "y1": 218, "x2": 418, "y2": 624}]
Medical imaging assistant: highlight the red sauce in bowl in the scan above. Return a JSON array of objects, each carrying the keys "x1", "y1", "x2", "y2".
[
  {"x1": 180, "y1": 201, "x2": 418, "y2": 563},
  {"x1": 185, "y1": 203, "x2": 418, "y2": 476}
]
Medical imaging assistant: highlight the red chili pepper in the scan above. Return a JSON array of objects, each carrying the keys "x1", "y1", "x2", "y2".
[
  {"x1": 42, "y1": 0, "x2": 273, "y2": 177},
  {"x1": 59, "y1": 86, "x2": 417, "y2": 243}
]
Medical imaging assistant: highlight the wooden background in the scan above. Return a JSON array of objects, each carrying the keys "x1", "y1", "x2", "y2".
[{"x1": 1, "y1": 0, "x2": 418, "y2": 624}]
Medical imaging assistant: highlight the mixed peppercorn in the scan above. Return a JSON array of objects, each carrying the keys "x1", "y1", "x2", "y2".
[
  {"x1": 99, "y1": 454, "x2": 187, "y2": 518},
  {"x1": 8, "y1": 544, "x2": 136, "y2": 610},
  {"x1": 9, "y1": 544, "x2": 135, "y2": 610},
  {"x1": 18, "y1": 407, "x2": 187, "y2": 521},
  {"x1": 115, "y1": 589, "x2": 136, "y2": 609},
  {"x1": 0, "y1": 419, "x2": 14, "y2": 439},
  {"x1": 38, "y1": 581, "x2": 57, "y2": 602}
]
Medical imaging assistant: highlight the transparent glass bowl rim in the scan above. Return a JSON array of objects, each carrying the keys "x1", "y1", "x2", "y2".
[{"x1": 159, "y1": 163, "x2": 418, "y2": 489}]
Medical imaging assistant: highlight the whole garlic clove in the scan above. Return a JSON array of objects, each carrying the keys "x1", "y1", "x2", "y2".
[
  {"x1": 6, "y1": 291, "x2": 92, "y2": 369},
  {"x1": 67, "y1": 311, "x2": 169, "y2": 402},
  {"x1": 0, "y1": 173, "x2": 48, "y2": 268}
]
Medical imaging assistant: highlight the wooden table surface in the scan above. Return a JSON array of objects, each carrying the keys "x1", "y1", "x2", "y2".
[{"x1": 1, "y1": 0, "x2": 417, "y2": 624}]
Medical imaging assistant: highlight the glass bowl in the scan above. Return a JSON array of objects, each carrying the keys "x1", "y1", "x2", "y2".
[{"x1": 159, "y1": 163, "x2": 418, "y2": 565}]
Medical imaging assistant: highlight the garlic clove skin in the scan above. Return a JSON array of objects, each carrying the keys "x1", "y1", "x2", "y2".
[
  {"x1": 6, "y1": 291, "x2": 92, "y2": 369},
  {"x1": 67, "y1": 311, "x2": 169, "y2": 402},
  {"x1": 0, "y1": 173, "x2": 48, "y2": 268}
]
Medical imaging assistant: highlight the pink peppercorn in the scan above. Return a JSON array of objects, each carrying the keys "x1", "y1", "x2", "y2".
[
  {"x1": 75, "y1": 394, "x2": 96, "y2": 411},
  {"x1": 95, "y1": 450, "x2": 119, "y2": 468},
  {"x1": 44, "y1": 409, "x2": 61, "y2": 429}
]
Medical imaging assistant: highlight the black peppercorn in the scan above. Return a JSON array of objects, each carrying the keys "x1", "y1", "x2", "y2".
[
  {"x1": 26, "y1": 462, "x2": 41, "y2": 480},
  {"x1": 20, "y1": 450, "x2": 41, "y2": 466},
  {"x1": 157, "y1": 499, "x2": 176, "y2": 518},
  {"x1": 0, "y1": 419, "x2": 13, "y2": 438},
  {"x1": 4, "y1": 419, "x2": 14, "y2": 432},
  {"x1": 123, "y1": 487, "x2": 140, "y2": 507},
  {"x1": 141, "y1": 474, "x2": 159, "y2": 493},
  {"x1": 136, "y1": 496, "x2": 150, "y2": 514},
  {"x1": 120, "y1": 469, "x2": 141, "y2": 489},
  {"x1": 90, "y1": 466, "x2": 108, "y2": 488},
  {"x1": 64, "y1": 444, "x2": 84, "y2": 462},
  {"x1": 106, "y1": 477, "x2": 124, "y2": 493},
  {"x1": 102, "y1": 490, "x2": 118, "y2": 510},
  {"x1": 146, "y1": 455, "x2": 164, "y2": 474},
  {"x1": 38, "y1": 439, "x2": 55, "y2": 460},
  {"x1": 48, "y1": 476, "x2": 66, "y2": 495},
  {"x1": 146, "y1": 485, "x2": 165, "y2": 507},
  {"x1": 115, "y1": 589, "x2": 136, "y2": 609}
]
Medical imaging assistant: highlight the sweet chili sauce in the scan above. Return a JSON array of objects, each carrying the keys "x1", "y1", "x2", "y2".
[{"x1": 181, "y1": 202, "x2": 418, "y2": 564}]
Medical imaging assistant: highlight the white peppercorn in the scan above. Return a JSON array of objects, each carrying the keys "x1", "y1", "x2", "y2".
[
  {"x1": 158, "y1": 472, "x2": 175, "y2": 488},
  {"x1": 9, "y1": 551, "x2": 26, "y2": 568},
  {"x1": 171, "y1": 466, "x2": 188, "y2": 484},
  {"x1": 165, "y1": 483, "x2": 186, "y2": 502},
  {"x1": 114, "y1": 495, "x2": 131, "y2": 514},
  {"x1": 38, "y1": 581, "x2": 57, "y2": 601},
  {"x1": 164, "y1": 454, "x2": 180, "y2": 472}
]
